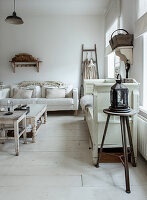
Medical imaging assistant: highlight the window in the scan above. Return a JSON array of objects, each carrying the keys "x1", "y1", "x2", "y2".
[
  {"x1": 108, "y1": 52, "x2": 115, "y2": 78},
  {"x1": 105, "y1": 19, "x2": 118, "y2": 48},
  {"x1": 106, "y1": 19, "x2": 119, "y2": 78},
  {"x1": 143, "y1": 32, "x2": 147, "y2": 109},
  {"x1": 107, "y1": 52, "x2": 120, "y2": 79},
  {"x1": 137, "y1": 0, "x2": 147, "y2": 19},
  {"x1": 105, "y1": 0, "x2": 120, "y2": 78}
]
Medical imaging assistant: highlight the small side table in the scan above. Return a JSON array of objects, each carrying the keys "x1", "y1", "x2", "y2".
[
  {"x1": 0, "y1": 111, "x2": 27, "y2": 156},
  {"x1": 96, "y1": 108, "x2": 136, "y2": 193}
]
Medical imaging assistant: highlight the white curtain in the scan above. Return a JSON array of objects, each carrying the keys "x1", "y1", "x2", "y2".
[
  {"x1": 105, "y1": 0, "x2": 121, "y2": 55},
  {"x1": 135, "y1": 0, "x2": 147, "y2": 37},
  {"x1": 136, "y1": 0, "x2": 147, "y2": 19}
]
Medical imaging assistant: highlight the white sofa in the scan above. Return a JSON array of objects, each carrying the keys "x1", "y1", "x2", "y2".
[
  {"x1": 0, "y1": 83, "x2": 79, "y2": 114},
  {"x1": 82, "y1": 79, "x2": 139, "y2": 165}
]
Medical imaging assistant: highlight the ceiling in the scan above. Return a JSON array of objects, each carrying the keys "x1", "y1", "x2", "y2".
[{"x1": 0, "y1": 0, "x2": 110, "y2": 16}]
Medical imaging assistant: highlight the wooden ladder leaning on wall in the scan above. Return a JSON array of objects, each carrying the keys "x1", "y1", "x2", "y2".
[{"x1": 80, "y1": 44, "x2": 99, "y2": 97}]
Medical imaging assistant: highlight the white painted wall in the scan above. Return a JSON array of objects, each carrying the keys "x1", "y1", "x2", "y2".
[
  {"x1": 120, "y1": 0, "x2": 136, "y2": 33},
  {"x1": 0, "y1": 15, "x2": 105, "y2": 89}
]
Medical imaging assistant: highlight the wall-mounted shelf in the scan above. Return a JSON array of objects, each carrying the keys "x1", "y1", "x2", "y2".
[
  {"x1": 10, "y1": 53, "x2": 42, "y2": 73},
  {"x1": 114, "y1": 46, "x2": 133, "y2": 65}
]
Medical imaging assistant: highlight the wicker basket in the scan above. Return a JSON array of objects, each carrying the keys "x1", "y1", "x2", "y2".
[{"x1": 109, "y1": 29, "x2": 133, "y2": 50}]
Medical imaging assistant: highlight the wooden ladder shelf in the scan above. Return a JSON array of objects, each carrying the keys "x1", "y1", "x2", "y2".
[{"x1": 80, "y1": 44, "x2": 99, "y2": 97}]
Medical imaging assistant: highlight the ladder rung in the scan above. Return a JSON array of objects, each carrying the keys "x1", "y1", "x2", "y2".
[
  {"x1": 83, "y1": 49, "x2": 95, "y2": 52},
  {"x1": 82, "y1": 60, "x2": 96, "y2": 63}
]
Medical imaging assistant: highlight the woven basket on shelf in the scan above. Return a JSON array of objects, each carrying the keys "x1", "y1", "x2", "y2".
[{"x1": 109, "y1": 29, "x2": 134, "y2": 50}]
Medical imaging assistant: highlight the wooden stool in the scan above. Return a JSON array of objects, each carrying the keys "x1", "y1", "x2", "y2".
[{"x1": 96, "y1": 108, "x2": 136, "y2": 193}]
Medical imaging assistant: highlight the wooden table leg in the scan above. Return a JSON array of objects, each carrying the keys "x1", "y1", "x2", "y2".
[
  {"x1": 14, "y1": 121, "x2": 19, "y2": 156},
  {"x1": 74, "y1": 110, "x2": 78, "y2": 116},
  {"x1": 44, "y1": 110, "x2": 47, "y2": 124},
  {"x1": 32, "y1": 119, "x2": 36, "y2": 143},
  {"x1": 22, "y1": 117, "x2": 27, "y2": 144},
  {"x1": 1, "y1": 126, "x2": 5, "y2": 144},
  {"x1": 125, "y1": 116, "x2": 136, "y2": 167},
  {"x1": 96, "y1": 114, "x2": 110, "y2": 168},
  {"x1": 120, "y1": 116, "x2": 130, "y2": 193}
]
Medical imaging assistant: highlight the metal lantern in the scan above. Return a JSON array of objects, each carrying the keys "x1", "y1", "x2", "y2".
[{"x1": 109, "y1": 74, "x2": 130, "y2": 113}]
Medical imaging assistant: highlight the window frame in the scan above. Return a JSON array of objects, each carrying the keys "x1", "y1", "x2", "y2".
[{"x1": 143, "y1": 32, "x2": 147, "y2": 109}]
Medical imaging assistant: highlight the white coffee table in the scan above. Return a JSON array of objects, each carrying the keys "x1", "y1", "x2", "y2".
[{"x1": 26, "y1": 104, "x2": 47, "y2": 143}]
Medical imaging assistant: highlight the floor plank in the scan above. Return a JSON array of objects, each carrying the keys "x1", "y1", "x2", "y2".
[{"x1": 0, "y1": 112, "x2": 146, "y2": 200}]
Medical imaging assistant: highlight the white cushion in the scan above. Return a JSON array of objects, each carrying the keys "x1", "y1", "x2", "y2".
[
  {"x1": 36, "y1": 98, "x2": 73, "y2": 106},
  {"x1": 21, "y1": 85, "x2": 41, "y2": 98},
  {"x1": 56, "y1": 84, "x2": 73, "y2": 98},
  {"x1": 10, "y1": 85, "x2": 18, "y2": 97},
  {"x1": 13, "y1": 88, "x2": 33, "y2": 99},
  {"x1": 64, "y1": 84, "x2": 73, "y2": 98},
  {"x1": 0, "y1": 88, "x2": 10, "y2": 99},
  {"x1": 42, "y1": 86, "x2": 57, "y2": 97},
  {"x1": 46, "y1": 88, "x2": 65, "y2": 99},
  {"x1": 12, "y1": 98, "x2": 37, "y2": 105},
  {"x1": 11, "y1": 85, "x2": 41, "y2": 98},
  {"x1": 42, "y1": 85, "x2": 73, "y2": 98},
  {"x1": 34, "y1": 86, "x2": 41, "y2": 98}
]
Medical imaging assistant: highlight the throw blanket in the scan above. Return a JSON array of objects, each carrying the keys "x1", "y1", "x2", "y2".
[
  {"x1": 18, "y1": 81, "x2": 64, "y2": 87},
  {"x1": 80, "y1": 95, "x2": 93, "y2": 111}
]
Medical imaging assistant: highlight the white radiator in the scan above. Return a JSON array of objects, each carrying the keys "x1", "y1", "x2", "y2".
[{"x1": 137, "y1": 115, "x2": 147, "y2": 160}]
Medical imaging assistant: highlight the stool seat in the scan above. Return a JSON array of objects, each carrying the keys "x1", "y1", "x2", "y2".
[
  {"x1": 96, "y1": 108, "x2": 136, "y2": 193},
  {"x1": 103, "y1": 108, "x2": 136, "y2": 117}
]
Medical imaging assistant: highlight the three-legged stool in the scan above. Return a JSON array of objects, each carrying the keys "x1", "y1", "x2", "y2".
[{"x1": 96, "y1": 108, "x2": 136, "y2": 193}]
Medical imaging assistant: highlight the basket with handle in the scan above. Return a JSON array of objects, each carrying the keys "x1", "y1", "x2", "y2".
[{"x1": 109, "y1": 29, "x2": 133, "y2": 50}]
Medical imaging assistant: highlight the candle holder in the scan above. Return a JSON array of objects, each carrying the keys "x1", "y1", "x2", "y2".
[{"x1": 5, "y1": 100, "x2": 13, "y2": 115}]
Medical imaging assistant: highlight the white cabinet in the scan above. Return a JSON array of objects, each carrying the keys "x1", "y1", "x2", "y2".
[{"x1": 84, "y1": 79, "x2": 140, "y2": 165}]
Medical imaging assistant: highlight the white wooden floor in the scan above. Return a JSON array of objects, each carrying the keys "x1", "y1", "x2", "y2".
[{"x1": 0, "y1": 111, "x2": 147, "y2": 200}]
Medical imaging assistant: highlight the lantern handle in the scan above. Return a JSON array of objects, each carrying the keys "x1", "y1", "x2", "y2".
[
  {"x1": 116, "y1": 74, "x2": 122, "y2": 83},
  {"x1": 117, "y1": 74, "x2": 122, "y2": 80}
]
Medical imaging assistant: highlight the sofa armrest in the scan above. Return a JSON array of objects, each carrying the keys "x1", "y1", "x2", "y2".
[{"x1": 73, "y1": 88, "x2": 79, "y2": 110}]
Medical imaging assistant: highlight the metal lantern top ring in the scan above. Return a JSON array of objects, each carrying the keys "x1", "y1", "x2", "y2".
[{"x1": 109, "y1": 74, "x2": 130, "y2": 113}]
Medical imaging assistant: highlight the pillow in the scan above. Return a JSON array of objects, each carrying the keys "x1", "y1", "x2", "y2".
[
  {"x1": 11, "y1": 85, "x2": 18, "y2": 97},
  {"x1": 42, "y1": 86, "x2": 57, "y2": 98},
  {"x1": 42, "y1": 84, "x2": 73, "y2": 98},
  {"x1": 59, "y1": 84, "x2": 73, "y2": 98},
  {"x1": 20, "y1": 87, "x2": 35, "y2": 98},
  {"x1": 21, "y1": 85, "x2": 41, "y2": 98},
  {"x1": 0, "y1": 88, "x2": 10, "y2": 99},
  {"x1": 13, "y1": 88, "x2": 33, "y2": 99},
  {"x1": 46, "y1": 88, "x2": 65, "y2": 99},
  {"x1": 65, "y1": 84, "x2": 73, "y2": 98},
  {"x1": 33, "y1": 86, "x2": 41, "y2": 98}
]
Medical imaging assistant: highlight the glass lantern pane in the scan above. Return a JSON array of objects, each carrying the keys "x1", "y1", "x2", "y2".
[
  {"x1": 110, "y1": 90, "x2": 113, "y2": 104},
  {"x1": 117, "y1": 90, "x2": 123, "y2": 105},
  {"x1": 124, "y1": 92, "x2": 128, "y2": 106}
]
